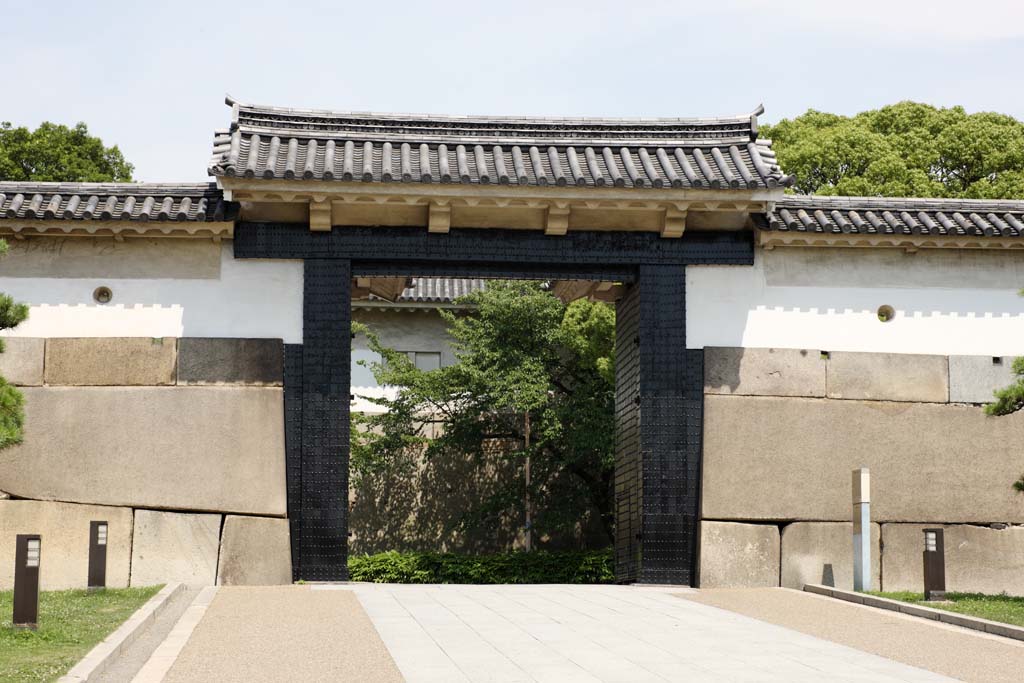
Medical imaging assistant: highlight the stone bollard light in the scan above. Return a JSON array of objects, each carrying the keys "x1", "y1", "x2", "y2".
[
  {"x1": 923, "y1": 528, "x2": 947, "y2": 601},
  {"x1": 852, "y1": 468, "x2": 871, "y2": 592},
  {"x1": 88, "y1": 521, "x2": 108, "y2": 591},
  {"x1": 13, "y1": 534, "x2": 41, "y2": 630}
]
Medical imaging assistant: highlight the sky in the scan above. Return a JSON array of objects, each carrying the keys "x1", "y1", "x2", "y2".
[{"x1": 3, "y1": 0, "x2": 1024, "y2": 182}]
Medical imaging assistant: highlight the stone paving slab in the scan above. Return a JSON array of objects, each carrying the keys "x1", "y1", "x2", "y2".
[
  {"x1": 682, "y1": 587, "x2": 1024, "y2": 683},
  {"x1": 352, "y1": 584, "x2": 951, "y2": 682}
]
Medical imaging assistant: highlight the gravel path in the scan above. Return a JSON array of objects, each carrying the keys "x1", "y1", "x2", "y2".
[
  {"x1": 161, "y1": 586, "x2": 403, "y2": 683},
  {"x1": 681, "y1": 587, "x2": 1024, "y2": 683}
]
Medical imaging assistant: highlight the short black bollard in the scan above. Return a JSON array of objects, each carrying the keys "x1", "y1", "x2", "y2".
[
  {"x1": 923, "y1": 528, "x2": 946, "y2": 601},
  {"x1": 13, "y1": 534, "x2": 41, "y2": 630},
  {"x1": 88, "y1": 521, "x2": 108, "y2": 591}
]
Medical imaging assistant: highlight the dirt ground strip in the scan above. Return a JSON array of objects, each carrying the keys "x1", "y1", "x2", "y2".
[{"x1": 679, "y1": 588, "x2": 1024, "y2": 683}]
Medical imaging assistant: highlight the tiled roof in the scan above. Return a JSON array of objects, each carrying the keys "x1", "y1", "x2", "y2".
[
  {"x1": 0, "y1": 182, "x2": 235, "y2": 222},
  {"x1": 397, "y1": 278, "x2": 485, "y2": 303},
  {"x1": 762, "y1": 195, "x2": 1024, "y2": 238},
  {"x1": 210, "y1": 98, "x2": 793, "y2": 190}
]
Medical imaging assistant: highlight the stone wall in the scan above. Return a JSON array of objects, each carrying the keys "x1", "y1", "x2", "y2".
[
  {"x1": 0, "y1": 337, "x2": 292, "y2": 589},
  {"x1": 699, "y1": 347, "x2": 1024, "y2": 594}
]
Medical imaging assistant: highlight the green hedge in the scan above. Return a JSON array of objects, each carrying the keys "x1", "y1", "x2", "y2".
[{"x1": 347, "y1": 549, "x2": 614, "y2": 584}]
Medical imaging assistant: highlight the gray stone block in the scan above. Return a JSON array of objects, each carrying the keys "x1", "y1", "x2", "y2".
[
  {"x1": 704, "y1": 347, "x2": 826, "y2": 398},
  {"x1": 177, "y1": 338, "x2": 283, "y2": 385},
  {"x1": 698, "y1": 521, "x2": 779, "y2": 588},
  {"x1": 949, "y1": 355, "x2": 1017, "y2": 404},
  {"x1": 0, "y1": 500, "x2": 133, "y2": 590},
  {"x1": 0, "y1": 337, "x2": 43, "y2": 386},
  {"x1": 217, "y1": 516, "x2": 292, "y2": 585},
  {"x1": 130, "y1": 509, "x2": 221, "y2": 586},
  {"x1": 826, "y1": 352, "x2": 948, "y2": 403},
  {"x1": 881, "y1": 524, "x2": 1024, "y2": 595},
  {"x1": 702, "y1": 395, "x2": 1024, "y2": 523},
  {"x1": 0, "y1": 387, "x2": 286, "y2": 516},
  {"x1": 780, "y1": 522, "x2": 880, "y2": 590},
  {"x1": 45, "y1": 337, "x2": 177, "y2": 386}
]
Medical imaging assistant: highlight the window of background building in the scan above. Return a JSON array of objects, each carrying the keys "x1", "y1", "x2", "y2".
[{"x1": 401, "y1": 351, "x2": 442, "y2": 371}]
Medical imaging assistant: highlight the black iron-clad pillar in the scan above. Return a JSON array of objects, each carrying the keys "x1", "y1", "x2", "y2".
[
  {"x1": 614, "y1": 264, "x2": 702, "y2": 585},
  {"x1": 298, "y1": 258, "x2": 351, "y2": 581}
]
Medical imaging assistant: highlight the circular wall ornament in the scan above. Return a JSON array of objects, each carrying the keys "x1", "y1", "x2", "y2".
[
  {"x1": 877, "y1": 304, "x2": 895, "y2": 322},
  {"x1": 93, "y1": 286, "x2": 113, "y2": 304}
]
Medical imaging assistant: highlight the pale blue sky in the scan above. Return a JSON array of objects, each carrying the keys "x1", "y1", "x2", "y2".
[{"x1": 3, "y1": 0, "x2": 1023, "y2": 182}]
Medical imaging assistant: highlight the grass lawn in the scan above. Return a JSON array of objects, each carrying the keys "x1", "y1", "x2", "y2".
[
  {"x1": 0, "y1": 586, "x2": 161, "y2": 683},
  {"x1": 871, "y1": 591, "x2": 1024, "y2": 627}
]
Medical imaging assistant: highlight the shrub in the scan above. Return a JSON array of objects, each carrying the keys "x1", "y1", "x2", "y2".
[{"x1": 347, "y1": 549, "x2": 614, "y2": 584}]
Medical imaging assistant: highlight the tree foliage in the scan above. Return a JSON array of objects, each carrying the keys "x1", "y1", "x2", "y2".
[
  {"x1": 352, "y1": 281, "x2": 616, "y2": 546},
  {"x1": 0, "y1": 239, "x2": 29, "y2": 448},
  {"x1": 763, "y1": 102, "x2": 1024, "y2": 198},
  {"x1": 0, "y1": 121, "x2": 133, "y2": 182}
]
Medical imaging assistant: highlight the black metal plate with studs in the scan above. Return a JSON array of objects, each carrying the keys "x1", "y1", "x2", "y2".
[
  {"x1": 299, "y1": 259, "x2": 351, "y2": 581},
  {"x1": 234, "y1": 223, "x2": 754, "y2": 266},
  {"x1": 283, "y1": 343, "x2": 304, "y2": 581}
]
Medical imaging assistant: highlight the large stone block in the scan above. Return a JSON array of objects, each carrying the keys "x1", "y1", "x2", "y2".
[
  {"x1": 45, "y1": 337, "x2": 177, "y2": 386},
  {"x1": 0, "y1": 387, "x2": 286, "y2": 516},
  {"x1": 780, "y1": 522, "x2": 880, "y2": 590},
  {"x1": 217, "y1": 516, "x2": 292, "y2": 585},
  {"x1": 949, "y1": 355, "x2": 1017, "y2": 404},
  {"x1": 704, "y1": 347, "x2": 826, "y2": 398},
  {"x1": 0, "y1": 337, "x2": 43, "y2": 386},
  {"x1": 131, "y1": 509, "x2": 221, "y2": 586},
  {"x1": 0, "y1": 500, "x2": 132, "y2": 590},
  {"x1": 698, "y1": 521, "x2": 779, "y2": 588},
  {"x1": 826, "y1": 352, "x2": 948, "y2": 403},
  {"x1": 881, "y1": 524, "x2": 1024, "y2": 595},
  {"x1": 702, "y1": 394, "x2": 1024, "y2": 523},
  {"x1": 177, "y1": 338, "x2": 283, "y2": 385}
]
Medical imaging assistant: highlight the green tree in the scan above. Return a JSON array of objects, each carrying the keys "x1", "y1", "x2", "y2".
[
  {"x1": 762, "y1": 102, "x2": 1024, "y2": 198},
  {"x1": 0, "y1": 239, "x2": 28, "y2": 447},
  {"x1": 0, "y1": 121, "x2": 133, "y2": 182},
  {"x1": 352, "y1": 281, "x2": 616, "y2": 546}
]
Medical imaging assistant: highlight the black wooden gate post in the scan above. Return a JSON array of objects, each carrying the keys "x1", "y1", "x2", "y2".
[
  {"x1": 614, "y1": 264, "x2": 702, "y2": 585},
  {"x1": 297, "y1": 258, "x2": 351, "y2": 581}
]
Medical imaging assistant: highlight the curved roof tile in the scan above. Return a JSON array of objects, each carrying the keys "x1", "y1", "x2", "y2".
[
  {"x1": 762, "y1": 195, "x2": 1024, "y2": 238},
  {"x1": 0, "y1": 182, "x2": 236, "y2": 222},
  {"x1": 210, "y1": 99, "x2": 794, "y2": 190}
]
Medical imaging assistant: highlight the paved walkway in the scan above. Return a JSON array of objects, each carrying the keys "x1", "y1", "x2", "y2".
[
  {"x1": 131, "y1": 584, "x2": 992, "y2": 682},
  {"x1": 350, "y1": 584, "x2": 949, "y2": 682},
  {"x1": 683, "y1": 587, "x2": 1024, "y2": 683}
]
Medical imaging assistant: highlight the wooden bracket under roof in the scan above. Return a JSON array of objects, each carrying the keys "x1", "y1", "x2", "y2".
[
  {"x1": 428, "y1": 200, "x2": 451, "y2": 233},
  {"x1": 309, "y1": 199, "x2": 332, "y2": 231},
  {"x1": 545, "y1": 204, "x2": 570, "y2": 236},
  {"x1": 352, "y1": 276, "x2": 413, "y2": 302},
  {"x1": 662, "y1": 206, "x2": 687, "y2": 238}
]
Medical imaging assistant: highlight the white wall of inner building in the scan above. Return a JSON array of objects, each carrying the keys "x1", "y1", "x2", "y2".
[
  {"x1": 688, "y1": 247, "x2": 1024, "y2": 356},
  {"x1": 0, "y1": 242, "x2": 304, "y2": 343},
  {"x1": 351, "y1": 307, "x2": 459, "y2": 413}
]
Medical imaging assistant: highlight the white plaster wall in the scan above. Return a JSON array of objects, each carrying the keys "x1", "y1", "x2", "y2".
[
  {"x1": 688, "y1": 247, "x2": 1024, "y2": 356},
  {"x1": 0, "y1": 243, "x2": 304, "y2": 343}
]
